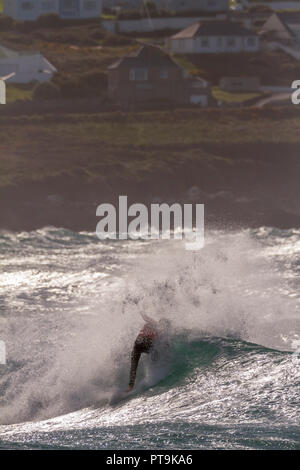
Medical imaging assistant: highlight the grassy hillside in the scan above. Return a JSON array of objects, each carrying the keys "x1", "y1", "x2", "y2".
[
  {"x1": 0, "y1": 107, "x2": 299, "y2": 188},
  {"x1": 175, "y1": 51, "x2": 300, "y2": 86}
]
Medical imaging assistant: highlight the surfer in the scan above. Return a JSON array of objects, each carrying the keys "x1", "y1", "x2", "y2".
[{"x1": 127, "y1": 314, "x2": 169, "y2": 392}]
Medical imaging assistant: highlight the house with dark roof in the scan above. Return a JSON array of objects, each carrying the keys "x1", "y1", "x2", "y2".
[
  {"x1": 166, "y1": 20, "x2": 259, "y2": 53},
  {"x1": 108, "y1": 45, "x2": 214, "y2": 107},
  {"x1": 260, "y1": 12, "x2": 300, "y2": 44}
]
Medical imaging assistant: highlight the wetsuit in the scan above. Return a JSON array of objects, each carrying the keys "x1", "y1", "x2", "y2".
[{"x1": 129, "y1": 322, "x2": 158, "y2": 388}]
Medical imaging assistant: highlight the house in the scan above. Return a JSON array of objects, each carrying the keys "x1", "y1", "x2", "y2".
[
  {"x1": 260, "y1": 12, "x2": 300, "y2": 44},
  {"x1": 103, "y1": 0, "x2": 229, "y2": 12},
  {"x1": 237, "y1": 1, "x2": 300, "y2": 12},
  {"x1": 0, "y1": 45, "x2": 57, "y2": 83},
  {"x1": 166, "y1": 20, "x2": 260, "y2": 53},
  {"x1": 108, "y1": 45, "x2": 214, "y2": 107},
  {"x1": 3, "y1": 0, "x2": 102, "y2": 21},
  {"x1": 219, "y1": 76, "x2": 260, "y2": 92}
]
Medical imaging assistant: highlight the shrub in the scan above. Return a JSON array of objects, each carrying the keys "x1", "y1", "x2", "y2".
[
  {"x1": 78, "y1": 70, "x2": 108, "y2": 90},
  {"x1": 16, "y1": 21, "x2": 35, "y2": 33},
  {"x1": 35, "y1": 13, "x2": 62, "y2": 29},
  {"x1": 0, "y1": 16, "x2": 15, "y2": 31},
  {"x1": 55, "y1": 70, "x2": 108, "y2": 99},
  {"x1": 102, "y1": 34, "x2": 133, "y2": 47},
  {"x1": 33, "y1": 81, "x2": 60, "y2": 100},
  {"x1": 89, "y1": 27, "x2": 107, "y2": 41}
]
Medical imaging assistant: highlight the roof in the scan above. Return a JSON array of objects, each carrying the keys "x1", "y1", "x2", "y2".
[
  {"x1": 0, "y1": 45, "x2": 40, "y2": 59},
  {"x1": 261, "y1": 12, "x2": 300, "y2": 38},
  {"x1": 171, "y1": 20, "x2": 257, "y2": 39},
  {"x1": 108, "y1": 45, "x2": 180, "y2": 70}
]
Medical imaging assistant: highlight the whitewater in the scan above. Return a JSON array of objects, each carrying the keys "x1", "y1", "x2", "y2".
[{"x1": 0, "y1": 227, "x2": 299, "y2": 449}]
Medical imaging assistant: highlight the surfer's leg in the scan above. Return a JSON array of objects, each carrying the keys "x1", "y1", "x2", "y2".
[
  {"x1": 128, "y1": 337, "x2": 153, "y2": 389},
  {"x1": 129, "y1": 341, "x2": 142, "y2": 388}
]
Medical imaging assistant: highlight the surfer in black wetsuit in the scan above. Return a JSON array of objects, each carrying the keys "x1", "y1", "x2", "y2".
[{"x1": 127, "y1": 315, "x2": 169, "y2": 392}]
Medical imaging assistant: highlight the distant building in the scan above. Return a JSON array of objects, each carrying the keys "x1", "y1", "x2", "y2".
[
  {"x1": 3, "y1": 0, "x2": 102, "y2": 21},
  {"x1": 103, "y1": 0, "x2": 229, "y2": 12},
  {"x1": 238, "y1": 1, "x2": 300, "y2": 12},
  {"x1": 0, "y1": 45, "x2": 56, "y2": 83},
  {"x1": 260, "y1": 12, "x2": 300, "y2": 43},
  {"x1": 166, "y1": 20, "x2": 260, "y2": 53},
  {"x1": 219, "y1": 76, "x2": 260, "y2": 92},
  {"x1": 108, "y1": 45, "x2": 214, "y2": 107}
]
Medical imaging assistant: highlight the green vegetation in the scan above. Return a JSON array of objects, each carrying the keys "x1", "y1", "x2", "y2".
[
  {"x1": 0, "y1": 16, "x2": 137, "y2": 99},
  {"x1": 101, "y1": 13, "x2": 117, "y2": 21},
  {"x1": 212, "y1": 86, "x2": 262, "y2": 103},
  {"x1": 6, "y1": 84, "x2": 34, "y2": 103},
  {"x1": 174, "y1": 51, "x2": 300, "y2": 86}
]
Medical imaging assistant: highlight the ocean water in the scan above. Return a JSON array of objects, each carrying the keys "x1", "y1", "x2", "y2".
[{"x1": 0, "y1": 227, "x2": 299, "y2": 450}]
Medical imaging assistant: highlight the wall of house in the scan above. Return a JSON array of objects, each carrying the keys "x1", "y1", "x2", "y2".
[
  {"x1": 167, "y1": 35, "x2": 259, "y2": 53},
  {"x1": 102, "y1": 14, "x2": 227, "y2": 33},
  {"x1": 108, "y1": 65, "x2": 191, "y2": 106},
  {"x1": 3, "y1": 0, "x2": 102, "y2": 21},
  {"x1": 189, "y1": 94, "x2": 208, "y2": 105},
  {"x1": 3, "y1": 0, "x2": 19, "y2": 18},
  {"x1": 243, "y1": 1, "x2": 300, "y2": 10},
  {"x1": 219, "y1": 76, "x2": 260, "y2": 91},
  {"x1": 153, "y1": 0, "x2": 230, "y2": 12},
  {"x1": 103, "y1": 0, "x2": 229, "y2": 12},
  {"x1": 0, "y1": 54, "x2": 56, "y2": 83}
]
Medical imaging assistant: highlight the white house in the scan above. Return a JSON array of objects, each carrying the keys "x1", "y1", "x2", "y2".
[
  {"x1": 103, "y1": 0, "x2": 229, "y2": 12},
  {"x1": 166, "y1": 20, "x2": 260, "y2": 53},
  {"x1": 3, "y1": 0, "x2": 102, "y2": 21},
  {"x1": 0, "y1": 45, "x2": 57, "y2": 83}
]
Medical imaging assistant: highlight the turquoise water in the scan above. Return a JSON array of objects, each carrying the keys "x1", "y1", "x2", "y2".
[{"x1": 0, "y1": 228, "x2": 299, "y2": 449}]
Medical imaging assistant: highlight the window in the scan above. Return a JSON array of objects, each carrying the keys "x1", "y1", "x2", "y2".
[
  {"x1": 62, "y1": 0, "x2": 76, "y2": 7},
  {"x1": 160, "y1": 68, "x2": 168, "y2": 79},
  {"x1": 129, "y1": 68, "x2": 148, "y2": 81},
  {"x1": 21, "y1": 1, "x2": 34, "y2": 10},
  {"x1": 201, "y1": 38, "x2": 209, "y2": 47},
  {"x1": 42, "y1": 0, "x2": 55, "y2": 10},
  {"x1": 60, "y1": 0, "x2": 80, "y2": 17},
  {"x1": 84, "y1": 0, "x2": 97, "y2": 9},
  {"x1": 178, "y1": 39, "x2": 185, "y2": 50},
  {"x1": 227, "y1": 37, "x2": 236, "y2": 47},
  {"x1": 247, "y1": 37, "x2": 256, "y2": 46}
]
